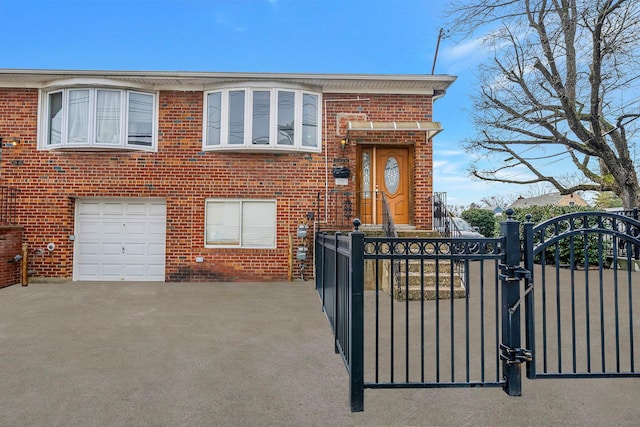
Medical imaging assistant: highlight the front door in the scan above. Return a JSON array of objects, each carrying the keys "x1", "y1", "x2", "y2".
[{"x1": 358, "y1": 146, "x2": 411, "y2": 225}]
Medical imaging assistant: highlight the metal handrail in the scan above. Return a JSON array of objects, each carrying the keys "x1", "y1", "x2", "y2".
[
  {"x1": 318, "y1": 190, "x2": 390, "y2": 229},
  {"x1": 380, "y1": 192, "x2": 397, "y2": 238},
  {"x1": 0, "y1": 186, "x2": 18, "y2": 225},
  {"x1": 446, "y1": 212, "x2": 463, "y2": 238}
]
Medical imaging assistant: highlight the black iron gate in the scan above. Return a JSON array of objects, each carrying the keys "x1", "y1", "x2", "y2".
[
  {"x1": 315, "y1": 211, "x2": 640, "y2": 412},
  {"x1": 523, "y1": 211, "x2": 640, "y2": 379}
]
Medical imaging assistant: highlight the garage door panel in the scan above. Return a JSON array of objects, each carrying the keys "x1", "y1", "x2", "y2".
[
  {"x1": 148, "y1": 222, "x2": 166, "y2": 237},
  {"x1": 125, "y1": 222, "x2": 147, "y2": 237},
  {"x1": 102, "y1": 243, "x2": 123, "y2": 256},
  {"x1": 149, "y1": 203, "x2": 166, "y2": 216},
  {"x1": 125, "y1": 203, "x2": 147, "y2": 216},
  {"x1": 77, "y1": 221, "x2": 101, "y2": 237},
  {"x1": 75, "y1": 199, "x2": 166, "y2": 281},
  {"x1": 103, "y1": 202, "x2": 125, "y2": 215},
  {"x1": 101, "y1": 264, "x2": 124, "y2": 279},
  {"x1": 148, "y1": 243, "x2": 165, "y2": 256},
  {"x1": 147, "y1": 264, "x2": 166, "y2": 281},
  {"x1": 77, "y1": 242, "x2": 99, "y2": 257},
  {"x1": 124, "y1": 264, "x2": 146, "y2": 278},
  {"x1": 78, "y1": 202, "x2": 102, "y2": 216},
  {"x1": 102, "y1": 221, "x2": 124, "y2": 237},
  {"x1": 124, "y1": 243, "x2": 146, "y2": 256},
  {"x1": 77, "y1": 263, "x2": 99, "y2": 277}
]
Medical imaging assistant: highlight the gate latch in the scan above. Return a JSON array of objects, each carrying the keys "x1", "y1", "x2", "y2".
[
  {"x1": 500, "y1": 344, "x2": 533, "y2": 365},
  {"x1": 498, "y1": 265, "x2": 531, "y2": 282}
]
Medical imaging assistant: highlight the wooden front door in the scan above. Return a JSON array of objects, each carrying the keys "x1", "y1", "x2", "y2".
[{"x1": 358, "y1": 146, "x2": 411, "y2": 225}]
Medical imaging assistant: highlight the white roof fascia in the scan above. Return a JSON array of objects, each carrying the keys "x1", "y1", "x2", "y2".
[{"x1": 0, "y1": 69, "x2": 457, "y2": 95}]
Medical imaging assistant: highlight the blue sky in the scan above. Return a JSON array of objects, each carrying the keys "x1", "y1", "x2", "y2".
[{"x1": 0, "y1": 0, "x2": 530, "y2": 207}]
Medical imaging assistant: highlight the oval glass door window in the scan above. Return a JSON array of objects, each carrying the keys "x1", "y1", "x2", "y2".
[{"x1": 384, "y1": 156, "x2": 400, "y2": 194}]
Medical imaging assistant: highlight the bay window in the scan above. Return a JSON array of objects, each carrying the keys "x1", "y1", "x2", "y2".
[
  {"x1": 203, "y1": 87, "x2": 321, "y2": 152},
  {"x1": 41, "y1": 87, "x2": 156, "y2": 150}
]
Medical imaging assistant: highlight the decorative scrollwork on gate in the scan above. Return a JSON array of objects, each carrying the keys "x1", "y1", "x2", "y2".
[
  {"x1": 363, "y1": 238, "x2": 503, "y2": 257},
  {"x1": 531, "y1": 211, "x2": 640, "y2": 251}
]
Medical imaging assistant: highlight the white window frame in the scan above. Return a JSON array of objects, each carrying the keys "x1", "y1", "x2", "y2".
[
  {"x1": 39, "y1": 87, "x2": 158, "y2": 151},
  {"x1": 203, "y1": 86, "x2": 321, "y2": 153},
  {"x1": 204, "y1": 199, "x2": 277, "y2": 249}
]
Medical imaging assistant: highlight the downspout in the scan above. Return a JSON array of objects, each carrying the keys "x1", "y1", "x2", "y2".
[{"x1": 430, "y1": 88, "x2": 446, "y2": 231}]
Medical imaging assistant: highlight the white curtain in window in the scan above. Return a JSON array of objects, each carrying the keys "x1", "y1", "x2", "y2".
[
  {"x1": 67, "y1": 90, "x2": 89, "y2": 144},
  {"x1": 48, "y1": 92, "x2": 63, "y2": 145},
  {"x1": 96, "y1": 90, "x2": 121, "y2": 144},
  {"x1": 206, "y1": 202, "x2": 241, "y2": 245},
  {"x1": 242, "y1": 201, "x2": 276, "y2": 247}
]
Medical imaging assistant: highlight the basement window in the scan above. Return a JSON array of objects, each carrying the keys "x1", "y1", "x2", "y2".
[
  {"x1": 205, "y1": 199, "x2": 277, "y2": 248},
  {"x1": 204, "y1": 87, "x2": 321, "y2": 152},
  {"x1": 40, "y1": 87, "x2": 157, "y2": 151}
]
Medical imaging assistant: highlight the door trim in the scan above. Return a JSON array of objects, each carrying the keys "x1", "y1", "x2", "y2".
[{"x1": 356, "y1": 145, "x2": 414, "y2": 225}]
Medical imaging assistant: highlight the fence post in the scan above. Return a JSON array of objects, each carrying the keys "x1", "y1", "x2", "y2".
[
  {"x1": 315, "y1": 233, "x2": 322, "y2": 299},
  {"x1": 522, "y1": 216, "x2": 535, "y2": 379},
  {"x1": 634, "y1": 208, "x2": 639, "y2": 260},
  {"x1": 350, "y1": 219, "x2": 365, "y2": 412},
  {"x1": 334, "y1": 232, "x2": 342, "y2": 355},
  {"x1": 499, "y1": 209, "x2": 527, "y2": 396}
]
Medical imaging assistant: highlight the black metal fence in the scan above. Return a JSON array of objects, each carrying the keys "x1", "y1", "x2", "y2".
[
  {"x1": 318, "y1": 190, "x2": 431, "y2": 230},
  {"x1": 432, "y1": 192, "x2": 447, "y2": 234},
  {"x1": 316, "y1": 217, "x2": 522, "y2": 411},
  {"x1": 315, "y1": 230, "x2": 364, "y2": 411},
  {"x1": 317, "y1": 190, "x2": 449, "y2": 232},
  {"x1": 317, "y1": 190, "x2": 378, "y2": 229},
  {"x1": 361, "y1": 234, "x2": 506, "y2": 391},
  {"x1": 0, "y1": 186, "x2": 18, "y2": 225},
  {"x1": 316, "y1": 211, "x2": 640, "y2": 412}
]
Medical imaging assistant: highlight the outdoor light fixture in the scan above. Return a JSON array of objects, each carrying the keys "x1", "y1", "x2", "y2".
[
  {"x1": 340, "y1": 138, "x2": 348, "y2": 150},
  {"x1": 0, "y1": 137, "x2": 19, "y2": 147}
]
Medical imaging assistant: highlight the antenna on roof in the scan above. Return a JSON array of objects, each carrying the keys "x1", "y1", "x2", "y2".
[{"x1": 431, "y1": 28, "x2": 448, "y2": 74}]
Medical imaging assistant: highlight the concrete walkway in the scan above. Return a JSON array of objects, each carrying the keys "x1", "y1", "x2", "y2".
[{"x1": 0, "y1": 281, "x2": 638, "y2": 426}]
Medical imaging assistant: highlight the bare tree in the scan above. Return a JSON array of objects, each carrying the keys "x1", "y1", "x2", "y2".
[
  {"x1": 447, "y1": 0, "x2": 640, "y2": 208},
  {"x1": 480, "y1": 193, "x2": 519, "y2": 208},
  {"x1": 523, "y1": 182, "x2": 555, "y2": 197}
]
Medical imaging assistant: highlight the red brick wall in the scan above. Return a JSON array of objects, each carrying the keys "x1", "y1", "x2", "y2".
[
  {"x1": 0, "y1": 226, "x2": 23, "y2": 288},
  {"x1": 322, "y1": 93, "x2": 434, "y2": 229},
  {"x1": 0, "y1": 88, "x2": 434, "y2": 281}
]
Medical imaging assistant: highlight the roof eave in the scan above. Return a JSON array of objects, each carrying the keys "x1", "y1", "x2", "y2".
[{"x1": 0, "y1": 69, "x2": 457, "y2": 94}]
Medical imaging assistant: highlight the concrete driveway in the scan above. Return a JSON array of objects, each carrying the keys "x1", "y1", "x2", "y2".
[{"x1": 0, "y1": 281, "x2": 638, "y2": 426}]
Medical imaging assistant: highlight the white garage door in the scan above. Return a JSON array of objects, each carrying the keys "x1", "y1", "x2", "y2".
[{"x1": 75, "y1": 199, "x2": 166, "y2": 281}]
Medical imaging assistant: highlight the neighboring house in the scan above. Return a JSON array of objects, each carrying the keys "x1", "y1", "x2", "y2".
[
  {"x1": 509, "y1": 192, "x2": 589, "y2": 209},
  {"x1": 0, "y1": 69, "x2": 455, "y2": 282},
  {"x1": 484, "y1": 206, "x2": 504, "y2": 216}
]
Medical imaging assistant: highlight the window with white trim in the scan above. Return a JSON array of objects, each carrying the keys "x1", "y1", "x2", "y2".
[
  {"x1": 205, "y1": 199, "x2": 277, "y2": 248},
  {"x1": 41, "y1": 88, "x2": 156, "y2": 150},
  {"x1": 204, "y1": 87, "x2": 321, "y2": 152}
]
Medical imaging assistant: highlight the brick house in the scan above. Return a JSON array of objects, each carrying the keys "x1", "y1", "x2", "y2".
[{"x1": 0, "y1": 69, "x2": 455, "y2": 282}]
